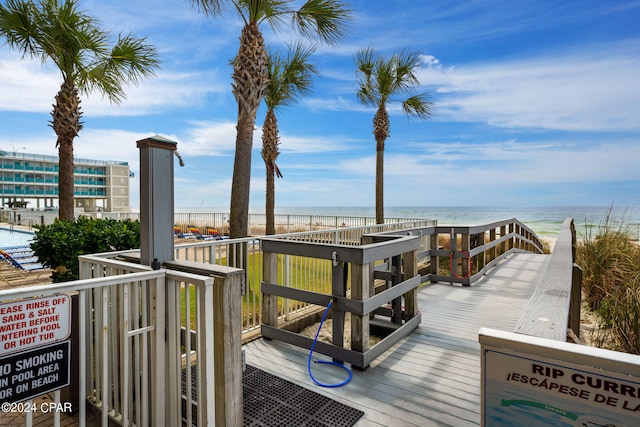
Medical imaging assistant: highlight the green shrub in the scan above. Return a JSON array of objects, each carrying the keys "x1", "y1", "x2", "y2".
[{"x1": 31, "y1": 217, "x2": 140, "y2": 282}]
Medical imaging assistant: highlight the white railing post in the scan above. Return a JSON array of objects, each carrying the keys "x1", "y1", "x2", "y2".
[
  {"x1": 101, "y1": 286, "x2": 109, "y2": 426},
  {"x1": 79, "y1": 289, "x2": 87, "y2": 427},
  {"x1": 152, "y1": 275, "x2": 165, "y2": 427},
  {"x1": 165, "y1": 277, "x2": 181, "y2": 427},
  {"x1": 196, "y1": 277, "x2": 216, "y2": 426},
  {"x1": 121, "y1": 283, "x2": 130, "y2": 426}
]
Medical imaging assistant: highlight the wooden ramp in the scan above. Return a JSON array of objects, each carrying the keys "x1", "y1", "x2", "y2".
[{"x1": 243, "y1": 252, "x2": 551, "y2": 426}]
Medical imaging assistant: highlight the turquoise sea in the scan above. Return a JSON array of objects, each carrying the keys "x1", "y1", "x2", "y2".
[{"x1": 178, "y1": 205, "x2": 640, "y2": 239}]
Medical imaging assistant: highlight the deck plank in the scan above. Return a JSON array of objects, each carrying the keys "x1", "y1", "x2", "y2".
[{"x1": 243, "y1": 252, "x2": 550, "y2": 426}]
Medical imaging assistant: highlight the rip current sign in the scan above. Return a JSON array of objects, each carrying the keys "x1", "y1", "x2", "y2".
[
  {"x1": 0, "y1": 340, "x2": 71, "y2": 404},
  {"x1": 479, "y1": 328, "x2": 640, "y2": 427},
  {"x1": 0, "y1": 295, "x2": 71, "y2": 356}
]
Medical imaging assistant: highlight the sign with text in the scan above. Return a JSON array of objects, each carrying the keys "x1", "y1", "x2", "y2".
[
  {"x1": 0, "y1": 340, "x2": 71, "y2": 404},
  {"x1": 0, "y1": 295, "x2": 71, "y2": 356},
  {"x1": 480, "y1": 328, "x2": 640, "y2": 426}
]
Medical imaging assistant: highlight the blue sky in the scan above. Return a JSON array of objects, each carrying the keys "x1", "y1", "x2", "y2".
[{"x1": 1, "y1": 0, "x2": 639, "y2": 210}]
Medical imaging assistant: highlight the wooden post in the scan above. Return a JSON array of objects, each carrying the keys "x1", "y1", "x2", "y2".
[
  {"x1": 461, "y1": 232, "x2": 470, "y2": 284},
  {"x1": 500, "y1": 225, "x2": 506, "y2": 255},
  {"x1": 403, "y1": 248, "x2": 418, "y2": 317},
  {"x1": 213, "y1": 270, "x2": 244, "y2": 427},
  {"x1": 331, "y1": 259, "x2": 346, "y2": 352},
  {"x1": 351, "y1": 262, "x2": 372, "y2": 357},
  {"x1": 449, "y1": 229, "x2": 456, "y2": 285},
  {"x1": 430, "y1": 233, "x2": 439, "y2": 281},
  {"x1": 137, "y1": 135, "x2": 177, "y2": 267},
  {"x1": 569, "y1": 263, "x2": 583, "y2": 337},
  {"x1": 478, "y1": 232, "x2": 486, "y2": 270},
  {"x1": 508, "y1": 223, "x2": 514, "y2": 251},
  {"x1": 391, "y1": 255, "x2": 402, "y2": 323},
  {"x1": 262, "y1": 251, "x2": 279, "y2": 328},
  {"x1": 489, "y1": 228, "x2": 496, "y2": 262}
]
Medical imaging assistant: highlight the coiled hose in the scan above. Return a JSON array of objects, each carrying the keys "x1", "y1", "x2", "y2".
[{"x1": 307, "y1": 299, "x2": 353, "y2": 387}]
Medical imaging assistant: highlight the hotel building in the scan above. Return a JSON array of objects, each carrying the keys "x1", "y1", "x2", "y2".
[{"x1": 0, "y1": 151, "x2": 130, "y2": 212}]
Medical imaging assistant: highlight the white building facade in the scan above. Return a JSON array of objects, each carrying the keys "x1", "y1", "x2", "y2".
[{"x1": 0, "y1": 151, "x2": 130, "y2": 213}]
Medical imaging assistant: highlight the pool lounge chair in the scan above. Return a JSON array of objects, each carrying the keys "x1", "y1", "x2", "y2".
[
  {"x1": 0, "y1": 249, "x2": 46, "y2": 284},
  {"x1": 188, "y1": 226, "x2": 223, "y2": 240},
  {"x1": 0, "y1": 249, "x2": 44, "y2": 271},
  {"x1": 175, "y1": 225, "x2": 196, "y2": 239},
  {"x1": 205, "y1": 226, "x2": 224, "y2": 240}
]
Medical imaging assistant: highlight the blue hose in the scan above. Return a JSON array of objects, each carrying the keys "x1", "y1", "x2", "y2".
[{"x1": 307, "y1": 299, "x2": 353, "y2": 387}]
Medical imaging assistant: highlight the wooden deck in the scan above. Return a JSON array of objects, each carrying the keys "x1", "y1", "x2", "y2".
[{"x1": 243, "y1": 252, "x2": 551, "y2": 427}]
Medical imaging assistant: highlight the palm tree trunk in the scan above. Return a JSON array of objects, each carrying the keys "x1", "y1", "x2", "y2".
[
  {"x1": 229, "y1": 120, "x2": 254, "y2": 238},
  {"x1": 375, "y1": 137, "x2": 385, "y2": 225},
  {"x1": 229, "y1": 22, "x2": 269, "y2": 239},
  {"x1": 57, "y1": 137, "x2": 75, "y2": 221},
  {"x1": 373, "y1": 106, "x2": 389, "y2": 224},
  {"x1": 262, "y1": 109, "x2": 280, "y2": 235},
  {"x1": 52, "y1": 80, "x2": 82, "y2": 221},
  {"x1": 266, "y1": 167, "x2": 275, "y2": 235}
]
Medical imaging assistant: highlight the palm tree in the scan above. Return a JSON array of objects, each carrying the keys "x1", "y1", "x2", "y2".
[
  {"x1": 262, "y1": 43, "x2": 317, "y2": 235},
  {"x1": 0, "y1": 0, "x2": 159, "y2": 221},
  {"x1": 191, "y1": 0, "x2": 351, "y2": 238},
  {"x1": 355, "y1": 47, "x2": 434, "y2": 224}
]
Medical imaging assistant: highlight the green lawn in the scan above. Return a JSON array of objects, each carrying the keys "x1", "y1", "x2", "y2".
[{"x1": 180, "y1": 252, "x2": 334, "y2": 329}]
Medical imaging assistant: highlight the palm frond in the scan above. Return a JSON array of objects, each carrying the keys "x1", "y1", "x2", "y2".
[
  {"x1": 0, "y1": 0, "x2": 42, "y2": 57},
  {"x1": 264, "y1": 42, "x2": 317, "y2": 110},
  {"x1": 355, "y1": 46, "x2": 433, "y2": 121},
  {"x1": 393, "y1": 48, "x2": 422, "y2": 89},
  {"x1": 355, "y1": 47, "x2": 380, "y2": 106},
  {"x1": 246, "y1": 0, "x2": 289, "y2": 27},
  {"x1": 190, "y1": 0, "x2": 226, "y2": 17},
  {"x1": 402, "y1": 94, "x2": 434, "y2": 120},
  {"x1": 292, "y1": 0, "x2": 352, "y2": 45}
]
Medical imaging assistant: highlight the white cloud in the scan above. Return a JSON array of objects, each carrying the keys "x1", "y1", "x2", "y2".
[
  {"x1": 181, "y1": 121, "x2": 240, "y2": 156},
  {"x1": 279, "y1": 134, "x2": 362, "y2": 154},
  {"x1": 174, "y1": 177, "x2": 233, "y2": 208},
  {"x1": 82, "y1": 70, "x2": 228, "y2": 116},
  {"x1": 303, "y1": 96, "x2": 367, "y2": 113},
  {"x1": 0, "y1": 59, "x2": 60, "y2": 113},
  {"x1": 387, "y1": 139, "x2": 640, "y2": 186},
  {"x1": 0, "y1": 50, "x2": 228, "y2": 117},
  {"x1": 419, "y1": 50, "x2": 640, "y2": 132}
]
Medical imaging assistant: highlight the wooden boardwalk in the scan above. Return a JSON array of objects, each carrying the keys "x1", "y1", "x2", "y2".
[{"x1": 243, "y1": 252, "x2": 551, "y2": 426}]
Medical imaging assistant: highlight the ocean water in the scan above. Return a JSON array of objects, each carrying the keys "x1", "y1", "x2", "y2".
[{"x1": 177, "y1": 205, "x2": 640, "y2": 239}]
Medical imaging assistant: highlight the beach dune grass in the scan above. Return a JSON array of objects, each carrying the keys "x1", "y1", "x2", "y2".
[{"x1": 577, "y1": 224, "x2": 640, "y2": 355}]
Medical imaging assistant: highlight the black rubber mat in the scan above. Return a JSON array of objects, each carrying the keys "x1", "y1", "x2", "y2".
[
  {"x1": 182, "y1": 364, "x2": 364, "y2": 426},
  {"x1": 243, "y1": 364, "x2": 364, "y2": 427}
]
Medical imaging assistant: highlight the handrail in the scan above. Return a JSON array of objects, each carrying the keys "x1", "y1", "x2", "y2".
[
  {"x1": 170, "y1": 218, "x2": 544, "y2": 337},
  {"x1": 261, "y1": 232, "x2": 422, "y2": 369},
  {"x1": 514, "y1": 218, "x2": 581, "y2": 341},
  {"x1": 379, "y1": 217, "x2": 544, "y2": 286}
]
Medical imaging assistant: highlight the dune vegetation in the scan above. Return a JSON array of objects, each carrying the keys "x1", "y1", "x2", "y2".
[{"x1": 577, "y1": 214, "x2": 640, "y2": 355}]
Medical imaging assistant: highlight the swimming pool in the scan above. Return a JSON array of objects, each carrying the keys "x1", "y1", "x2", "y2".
[{"x1": 0, "y1": 228, "x2": 35, "y2": 248}]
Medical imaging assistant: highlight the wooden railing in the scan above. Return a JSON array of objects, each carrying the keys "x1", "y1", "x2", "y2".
[
  {"x1": 514, "y1": 218, "x2": 582, "y2": 341},
  {"x1": 173, "y1": 220, "x2": 436, "y2": 336},
  {"x1": 379, "y1": 217, "x2": 544, "y2": 286},
  {"x1": 261, "y1": 232, "x2": 422, "y2": 369},
  {"x1": 256, "y1": 218, "x2": 546, "y2": 368},
  {"x1": 170, "y1": 218, "x2": 544, "y2": 344}
]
